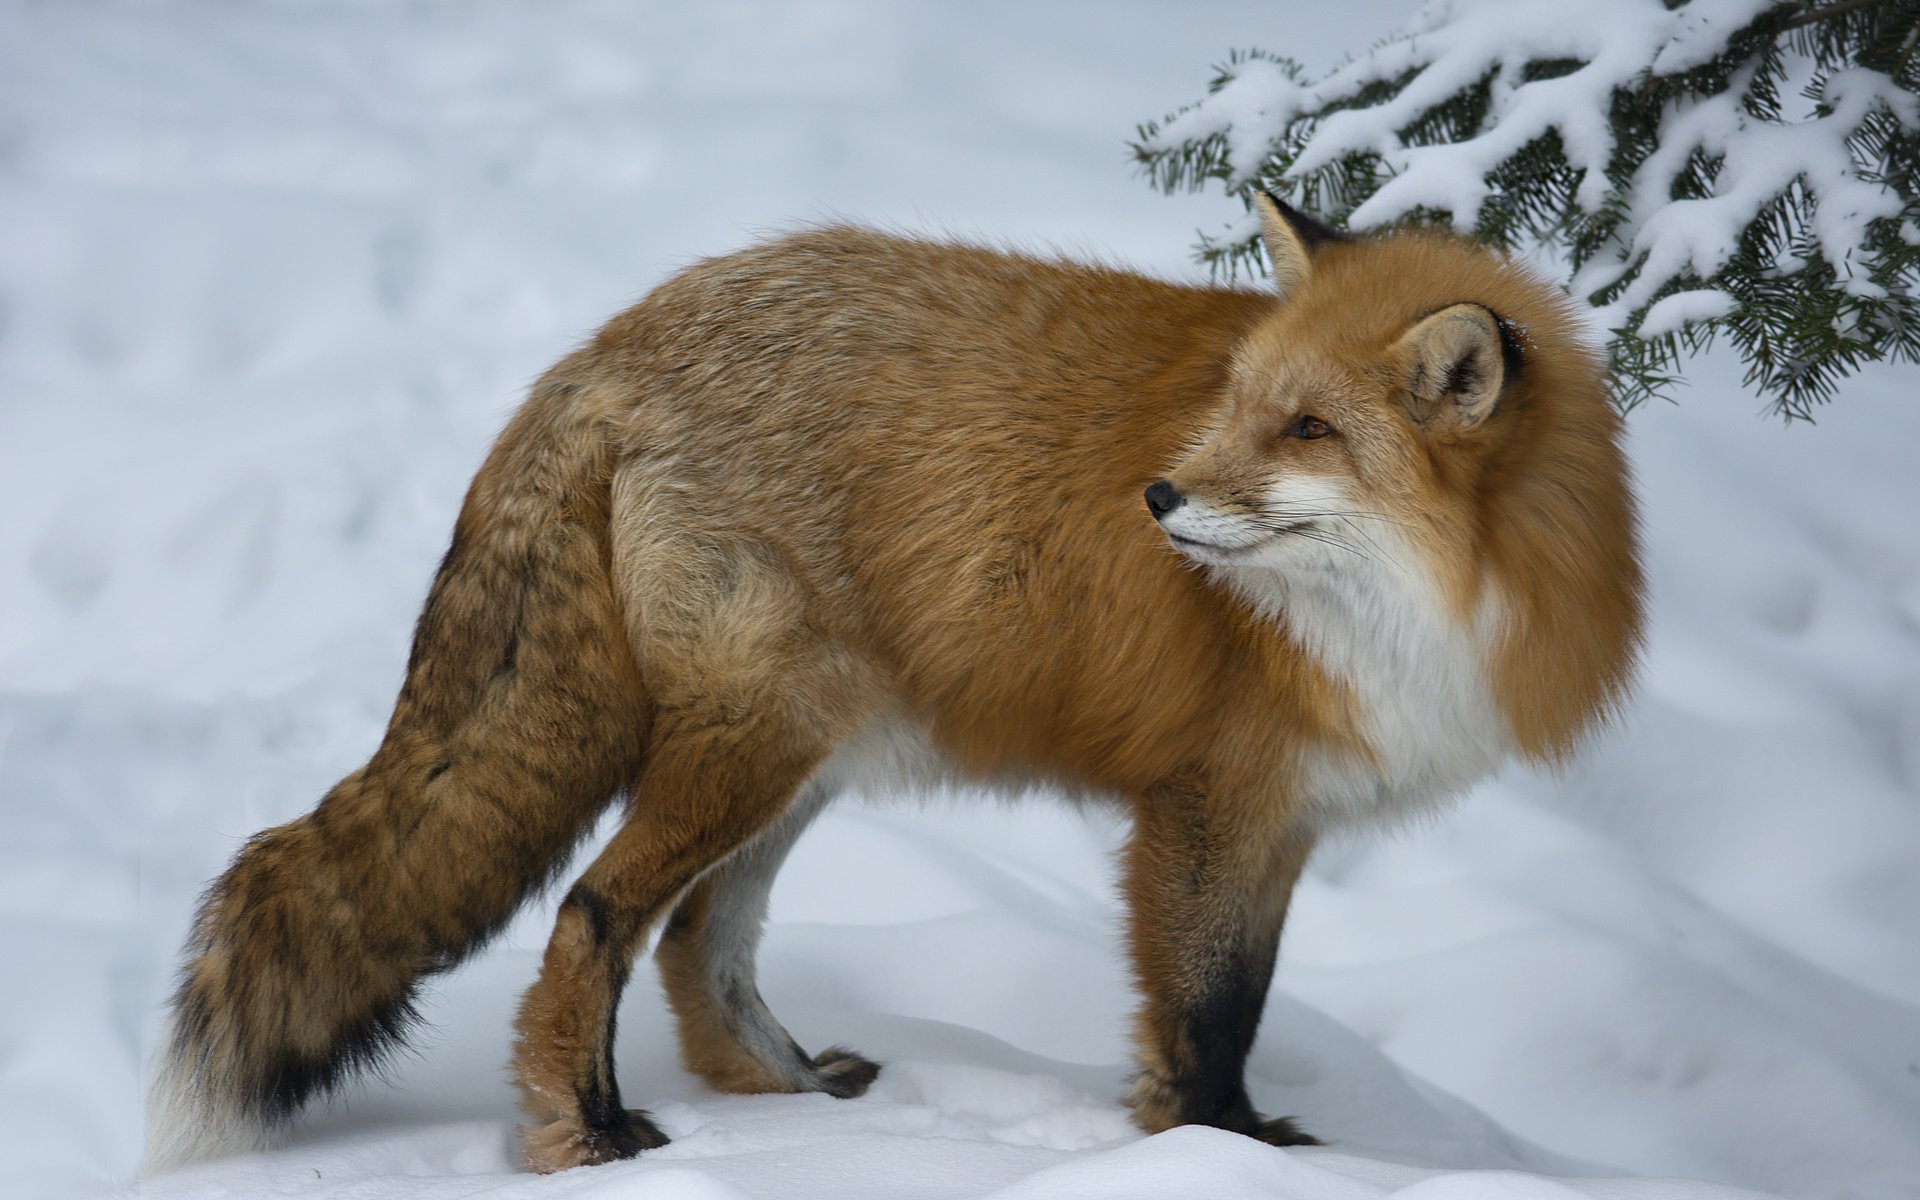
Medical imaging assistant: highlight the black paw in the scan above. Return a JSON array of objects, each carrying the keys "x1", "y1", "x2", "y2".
[
  {"x1": 521, "y1": 1108, "x2": 669, "y2": 1173},
  {"x1": 1249, "y1": 1114, "x2": 1323, "y2": 1147},
  {"x1": 586, "y1": 1106, "x2": 671, "y2": 1163},
  {"x1": 811, "y1": 1045, "x2": 882, "y2": 1098}
]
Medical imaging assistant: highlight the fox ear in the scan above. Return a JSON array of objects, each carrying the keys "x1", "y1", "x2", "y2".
[
  {"x1": 1253, "y1": 191, "x2": 1344, "y2": 302},
  {"x1": 1394, "y1": 304, "x2": 1508, "y2": 431}
]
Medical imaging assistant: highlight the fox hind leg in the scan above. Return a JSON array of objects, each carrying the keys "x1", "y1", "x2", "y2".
[
  {"x1": 508, "y1": 519, "x2": 884, "y2": 1171},
  {"x1": 510, "y1": 706, "x2": 850, "y2": 1172},
  {"x1": 655, "y1": 778, "x2": 880, "y2": 1100}
]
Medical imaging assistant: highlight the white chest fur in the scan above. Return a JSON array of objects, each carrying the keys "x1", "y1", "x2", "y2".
[{"x1": 1223, "y1": 536, "x2": 1513, "y2": 830}]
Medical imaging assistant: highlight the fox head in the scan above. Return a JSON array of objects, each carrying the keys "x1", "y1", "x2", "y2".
[
  {"x1": 1148, "y1": 193, "x2": 1642, "y2": 762},
  {"x1": 1148, "y1": 193, "x2": 1533, "y2": 581}
]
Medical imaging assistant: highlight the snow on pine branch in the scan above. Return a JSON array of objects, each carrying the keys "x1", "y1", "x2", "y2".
[{"x1": 1134, "y1": 0, "x2": 1920, "y2": 417}]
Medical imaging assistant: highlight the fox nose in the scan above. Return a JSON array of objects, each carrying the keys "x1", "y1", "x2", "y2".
[{"x1": 1144, "y1": 480, "x2": 1184, "y2": 518}]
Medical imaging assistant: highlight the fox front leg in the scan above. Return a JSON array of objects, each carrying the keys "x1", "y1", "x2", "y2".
[{"x1": 1120, "y1": 777, "x2": 1319, "y2": 1146}]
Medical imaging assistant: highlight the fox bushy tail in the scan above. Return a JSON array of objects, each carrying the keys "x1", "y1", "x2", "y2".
[{"x1": 147, "y1": 374, "x2": 649, "y2": 1170}]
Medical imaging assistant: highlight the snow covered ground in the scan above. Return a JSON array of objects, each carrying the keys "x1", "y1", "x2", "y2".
[{"x1": 4, "y1": 3, "x2": 1919, "y2": 1198}]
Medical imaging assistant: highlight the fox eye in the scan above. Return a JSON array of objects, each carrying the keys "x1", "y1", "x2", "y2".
[{"x1": 1289, "y1": 415, "x2": 1333, "y2": 440}]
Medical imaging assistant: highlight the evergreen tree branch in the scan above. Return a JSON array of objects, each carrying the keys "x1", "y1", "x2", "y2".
[
  {"x1": 1782, "y1": 0, "x2": 1894, "y2": 32},
  {"x1": 1133, "y1": 0, "x2": 1920, "y2": 418}
]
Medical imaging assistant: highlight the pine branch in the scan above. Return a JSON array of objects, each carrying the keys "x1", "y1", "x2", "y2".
[
  {"x1": 1133, "y1": 0, "x2": 1920, "y2": 418},
  {"x1": 1782, "y1": 0, "x2": 1894, "y2": 32}
]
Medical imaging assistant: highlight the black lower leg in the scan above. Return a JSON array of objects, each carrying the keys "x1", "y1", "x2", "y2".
[
  {"x1": 1165, "y1": 938, "x2": 1278, "y2": 1131},
  {"x1": 567, "y1": 886, "x2": 669, "y2": 1157}
]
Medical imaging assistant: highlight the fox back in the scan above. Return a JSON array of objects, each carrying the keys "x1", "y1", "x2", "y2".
[{"x1": 597, "y1": 215, "x2": 1638, "y2": 817}]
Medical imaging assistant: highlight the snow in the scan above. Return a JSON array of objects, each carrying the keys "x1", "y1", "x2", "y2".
[
  {"x1": 5, "y1": 3, "x2": 1920, "y2": 1200},
  {"x1": 1637, "y1": 289, "x2": 1737, "y2": 338},
  {"x1": 1595, "y1": 62, "x2": 1913, "y2": 330}
]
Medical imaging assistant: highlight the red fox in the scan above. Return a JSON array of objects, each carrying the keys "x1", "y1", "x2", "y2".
[{"x1": 148, "y1": 195, "x2": 1642, "y2": 1173}]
